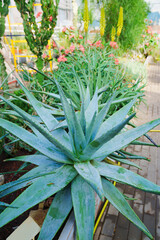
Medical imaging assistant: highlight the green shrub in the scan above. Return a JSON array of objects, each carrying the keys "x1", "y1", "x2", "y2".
[{"x1": 104, "y1": 0, "x2": 150, "y2": 49}]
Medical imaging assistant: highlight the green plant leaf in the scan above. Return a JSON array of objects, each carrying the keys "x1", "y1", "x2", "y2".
[
  {"x1": 89, "y1": 93, "x2": 115, "y2": 141},
  {"x1": 17, "y1": 80, "x2": 58, "y2": 131},
  {"x1": 74, "y1": 161, "x2": 104, "y2": 199},
  {"x1": 92, "y1": 118, "x2": 160, "y2": 160},
  {"x1": 107, "y1": 156, "x2": 141, "y2": 169},
  {"x1": 0, "y1": 118, "x2": 71, "y2": 164},
  {"x1": 70, "y1": 103, "x2": 86, "y2": 153},
  {"x1": 0, "y1": 163, "x2": 62, "y2": 198},
  {"x1": 6, "y1": 154, "x2": 62, "y2": 166},
  {"x1": 71, "y1": 176, "x2": 95, "y2": 240},
  {"x1": 38, "y1": 186, "x2": 72, "y2": 240},
  {"x1": 0, "y1": 165, "x2": 77, "y2": 228},
  {"x1": 81, "y1": 113, "x2": 135, "y2": 159},
  {"x1": 84, "y1": 86, "x2": 90, "y2": 110},
  {"x1": 0, "y1": 96, "x2": 76, "y2": 161},
  {"x1": 94, "y1": 161, "x2": 160, "y2": 194},
  {"x1": 96, "y1": 97, "x2": 137, "y2": 139},
  {"x1": 102, "y1": 178, "x2": 153, "y2": 239},
  {"x1": 85, "y1": 88, "x2": 98, "y2": 126}
]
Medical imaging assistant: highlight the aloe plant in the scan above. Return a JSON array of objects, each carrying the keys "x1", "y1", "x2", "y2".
[{"x1": 0, "y1": 80, "x2": 160, "y2": 240}]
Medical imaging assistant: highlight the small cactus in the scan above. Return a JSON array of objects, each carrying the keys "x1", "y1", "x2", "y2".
[{"x1": 14, "y1": 0, "x2": 60, "y2": 70}]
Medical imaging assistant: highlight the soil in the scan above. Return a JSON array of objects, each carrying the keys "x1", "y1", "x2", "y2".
[{"x1": 0, "y1": 150, "x2": 37, "y2": 240}]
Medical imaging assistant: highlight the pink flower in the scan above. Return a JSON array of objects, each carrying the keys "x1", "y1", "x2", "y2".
[
  {"x1": 65, "y1": 49, "x2": 70, "y2": 54},
  {"x1": 79, "y1": 35, "x2": 83, "y2": 39},
  {"x1": 109, "y1": 54, "x2": 114, "y2": 57},
  {"x1": 145, "y1": 42, "x2": 149, "y2": 46},
  {"x1": 70, "y1": 26, "x2": 75, "y2": 30},
  {"x1": 52, "y1": 42, "x2": 56, "y2": 48},
  {"x1": 115, "y1": 58, "x2": 119, "y2": 65},
  {"x1": 142, "y1": 35, "x2": 146, "y2": 38},
  {"x1": 95, "y1": 40, "x2": 102, "y2": 47},
  {"x1": 36, "y1": 12, "x2": 42, "y2": 18},
  {"x1": 109, "y1": 41, "x2": 118, "y2": 49},
  {"x1": 70, "y1": 45, "x2": 75, "y2": 52},
  {"x1": 79, "y1": 45, "x2": 85, "y2": 54},
  {"x1": 69, "y1": 34, "x2": 75, "y2": 39},
  {"x1": 49, "y1": 16, "x2": 53, "y2": 22},
  {"x1": 57, "y1": 55, "x2": 67, "y2": 62},
  {"x1": 42, "y1": 53, "x2": 47, "y2": 59},
  {"x1": 87, "y1": 40, "x2": 93, "y2": 46},
  {"x1": 46, "y1": 45, "x2": 49, "y2": 49},
  {"x1": 60, "y1": 46, "x2": 65, "y2": 51},
  {"x1": 62, "y1": 27, "x2": 67, "y2": 33}
]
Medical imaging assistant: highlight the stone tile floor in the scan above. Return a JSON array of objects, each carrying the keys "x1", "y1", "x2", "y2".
[{"x1": 94, "y1": 63, "x2": 160, "y2": 240}]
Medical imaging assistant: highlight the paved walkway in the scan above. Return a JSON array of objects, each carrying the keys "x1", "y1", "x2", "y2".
[{"x1": 94, "y1": 63, "x2": 160, "y2": 240}]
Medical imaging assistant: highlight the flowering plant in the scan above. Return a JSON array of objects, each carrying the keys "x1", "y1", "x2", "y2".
[{"x1": 139, "y1": 19, "x2": 160, "y2": 59}]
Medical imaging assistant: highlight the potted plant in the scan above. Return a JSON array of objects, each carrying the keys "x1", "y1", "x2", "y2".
[{"x1": 0, "y1": 79, "x2": 160, "y2": 240}]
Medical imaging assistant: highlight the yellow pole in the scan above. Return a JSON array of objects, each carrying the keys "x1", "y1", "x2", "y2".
[
  {"x1": 149, "y1": 130, "x2": 160, "y2": 132},
  {"x1": 48, "y1": 40, "x2": 52, "y2": 72},
  {"x1": 3, "y1": 36, "x2": 13, "y2": 54},
  {"x1": 7, "y1": 15, "x2": 18, "y2": 71}
]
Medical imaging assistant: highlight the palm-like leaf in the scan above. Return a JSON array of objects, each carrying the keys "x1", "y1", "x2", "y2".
[{"x1": 0, "y1": 81, "x2": 160, "y2": 240}]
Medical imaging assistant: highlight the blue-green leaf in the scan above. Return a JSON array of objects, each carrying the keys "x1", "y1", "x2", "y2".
[
  {"x1": 38, "y1": 186, "x2": 72, "y2": 240},
  {"x1": 17, "y1": 80, "x2": 58, "y2": 131},
  {"x1": 0, "y1": 96, "x2": 75, "y2": 161},
  {"x1": 0, "y1": 118, "x2": 71, "y2": 164},
  {"x1": 102, "y1": 178, "x2": 153, "y2": 239},
  {"x1": 85, "y1": 88, "x2": 98, "y2": 126},
  {"x1": 89, "y1": 93, "x2": 115, "y2": 141},
  {"x1": 74, "y1": 161, "x2": 104, "y2": 199},
  {"x1": 0, "y1": 165, "x2": 77, "y2": 228},
  {"x1": 96, "y1": 97, "x2": 137, "y2": 139},
  {"x1": 0, "y1": 163, "x2": 62, "y2": 198},
  {"x1": 92, "y1": 118, "x2": 160, "y2": 160},
  {"x1": 94, "y1": 161, "x2": 160, "y2": 194},
  {"x1": 6, "y1": 154, "x2": 61, "y2": 166},
  {"x1": 81, "y1": 113, "x2": 135, "y2": 159},
  {"x1": 71, "y1": 176, "x2": 95, "y2": 240}
]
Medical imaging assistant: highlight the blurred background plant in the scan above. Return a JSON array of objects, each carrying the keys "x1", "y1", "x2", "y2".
[
  {"x1": 104, "y1": 0, "x2": 150, "y2": 50},
  {"x1": 138, "y1": 19, "x2": 160, "y2": 60},
  {"x1": 0, "y1": 0, "x2": 10, "y2": 86},
  {"x1": 14, "y1": 0, "x2": 60, "y2": 71}
]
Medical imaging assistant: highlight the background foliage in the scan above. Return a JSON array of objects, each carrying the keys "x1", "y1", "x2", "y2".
[{"x1": 104, "y1": 0, "x2": 150, "y2": 49}]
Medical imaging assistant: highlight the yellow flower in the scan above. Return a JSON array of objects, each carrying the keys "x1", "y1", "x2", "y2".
[
  {"x1": 117, "y1": 6, "x2": 123, "y2": 37},
  {"x1": 100, "y1": 7, "x2": 105, "y2": 37},
  {"x1": 84, "y1": 0, "x2": 89, "y2": 33},
  {"x1": 111, "y1": 26, "x2": 116, "y2": 41}
]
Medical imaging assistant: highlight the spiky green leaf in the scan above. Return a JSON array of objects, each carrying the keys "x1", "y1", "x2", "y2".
[
  {"x1": 71, "y1": 176, "x2": 95, "y2": 240},
  {"x1": 102, "y1": 178, "x2": 153, "y2": 239}
]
